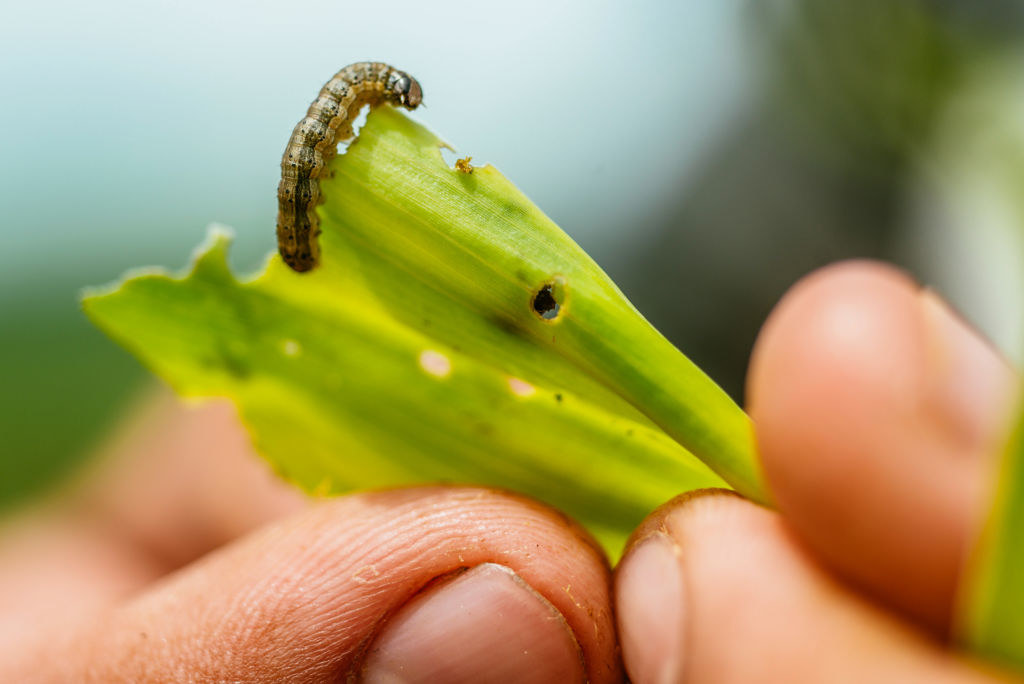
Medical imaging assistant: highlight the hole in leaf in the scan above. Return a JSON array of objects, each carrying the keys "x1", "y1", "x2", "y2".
[
  {"x1": 439, "y1": 146, "x2": 459, "y2": 167},
  {"x1": 336, "y1": 106, "x2": 371, "y2": 155},
  {"x1": 532, "y1": 284, "x2": 561, "y2": 320}
]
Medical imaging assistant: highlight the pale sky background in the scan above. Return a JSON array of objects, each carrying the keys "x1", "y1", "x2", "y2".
[
  {"x1": 0, "y1": 0, "x2": 749, "y2": 293},
  {"x1": 1, "y1": 0, "x2": 1018, "y2": 354}
]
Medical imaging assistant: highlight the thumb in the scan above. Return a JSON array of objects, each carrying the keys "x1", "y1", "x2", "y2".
[
  {"x1": 748, "y1": 261, "x2": 1018, "y2": 630},
  {"x1": 24, "y1": 488, "x2": 619, "y2": 683}
]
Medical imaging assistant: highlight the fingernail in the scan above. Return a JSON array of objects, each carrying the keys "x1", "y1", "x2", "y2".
[
  {"x1": 360, "y1": 563, "x2": 584, "y2": 684},
  {"x1": 920, "y1": 291, "x2": 1018, "y2": 451},
  {"x1": 615, "y1": 533, "x2": 686, "y2": 684}
]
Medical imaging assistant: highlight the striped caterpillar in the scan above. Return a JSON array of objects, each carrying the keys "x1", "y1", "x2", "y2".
[{"x1": 276, "y1": 62, "x2": 423, "y2": 272}]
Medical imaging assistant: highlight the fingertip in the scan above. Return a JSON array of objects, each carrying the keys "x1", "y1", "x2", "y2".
[
  {"x1": 615, "y1": 490, "x2": 1000, "y2": 684},
  {"x1": 747, "y1": 260, "x2": 928, "y2": 548},
  {"x1": 616, "y1": 489, "x2": 739, "y2": 684},
  {"x1": 615, "y1": 533, "x2": 686, "y2": 683},
  {"x1": 748, "y1": 260, "x2": 923, "y2": 433},
  {"x1": 69, "y1": 487, "x2": 620, "y2": 683},
  {"x1": 747, "y1": 259, "x2": 1017, "y2": 629}
]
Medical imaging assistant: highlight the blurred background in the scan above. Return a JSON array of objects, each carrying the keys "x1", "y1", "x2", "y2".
[{"x1": 2, "y1": 0, "x2": 1022, "y2": 511}]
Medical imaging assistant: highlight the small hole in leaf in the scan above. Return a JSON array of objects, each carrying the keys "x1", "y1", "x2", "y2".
[
  {"x1": 532, "y1": 284, "x2": 561, "y2": 320},
  {"x1": 336, "y1": 106, "x2": 370, "y2": 155},
  {"x1": 439, "y1": 146, "x2": 459, "y2": 167}
]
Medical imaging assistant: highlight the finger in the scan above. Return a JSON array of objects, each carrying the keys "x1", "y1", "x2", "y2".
[
  {"x1": 0, "y1": 509, "x2": 161, "y2": 655},
  {"x1": 18, "y1": 487, "x2": 619, "y2": 683},
  {"x1": 76, "y1": 388, "x2": 307, "y2": 570},
  {"x1": 0, "y1": 391, "x2": 306, "y2": 650},
  {"x1": 747, "y1": 261, "x2": 1018, "y2": 631},
  {"x1": 615, "y1": 491, "x2": 1012, "y2": 684}
]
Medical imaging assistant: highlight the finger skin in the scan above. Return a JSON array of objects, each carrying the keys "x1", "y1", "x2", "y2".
[
  {"x1": 616, "y1": 491, "x2": 1013, "y2": 684},
  {"x1": 19, "y1": 487, "x2": 619, "y2": 683},
  {"x1": 747, "y1": 261, "x2": 1018, "y2": 630},
  {"x1": 77, "y1": 390, "x2": 307, "y2": 571},
  {"x1": 0, "y1": 394, "x2": 310, "y2": 670}
]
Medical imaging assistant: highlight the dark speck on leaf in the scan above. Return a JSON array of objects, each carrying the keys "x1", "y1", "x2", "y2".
[{"x1": 532, "y1": 284, "x2": 560, "y2": 320}]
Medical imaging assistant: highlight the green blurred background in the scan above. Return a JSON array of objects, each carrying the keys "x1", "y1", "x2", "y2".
[{"x1": 2, "y1": 0, "x2": 1022, "y2": 511}]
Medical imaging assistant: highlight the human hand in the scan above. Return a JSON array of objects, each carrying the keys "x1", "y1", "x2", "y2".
[
  {"x1": 1, "y1": 260, "x2": 1018, "y2": 683},
  {"x1": 0, "y1": 392, "x2": 619, "y2": 682},
  {"x1": 615, "y1": 261, "x2": 1020, "y2": 682}
]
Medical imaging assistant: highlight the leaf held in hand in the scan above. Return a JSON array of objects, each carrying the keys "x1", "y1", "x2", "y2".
[{"x1": 84, "y1": 107, "x2": 767, "y2": 555}]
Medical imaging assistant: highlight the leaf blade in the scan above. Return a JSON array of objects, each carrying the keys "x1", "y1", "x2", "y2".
[{"x1": 83, "y1": 107, "x2": 763, "y2": 556}]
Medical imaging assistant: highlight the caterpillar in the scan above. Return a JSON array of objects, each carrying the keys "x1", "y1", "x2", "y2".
[{"x1": 276, "y1": 62, "x2": 423, "y2": 272}]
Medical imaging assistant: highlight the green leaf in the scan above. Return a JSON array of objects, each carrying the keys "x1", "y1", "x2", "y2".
[
  {"x1": 960, "y1": 397, "x2": 1024, "y2": 667},
  {"x1": 84, "y1": 107, "x2": 767, "y2": 555}
]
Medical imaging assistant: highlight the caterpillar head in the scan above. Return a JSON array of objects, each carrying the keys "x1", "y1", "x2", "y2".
[{"x1": 392, "y1": 73, "x2": 423, "y2": 110}]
